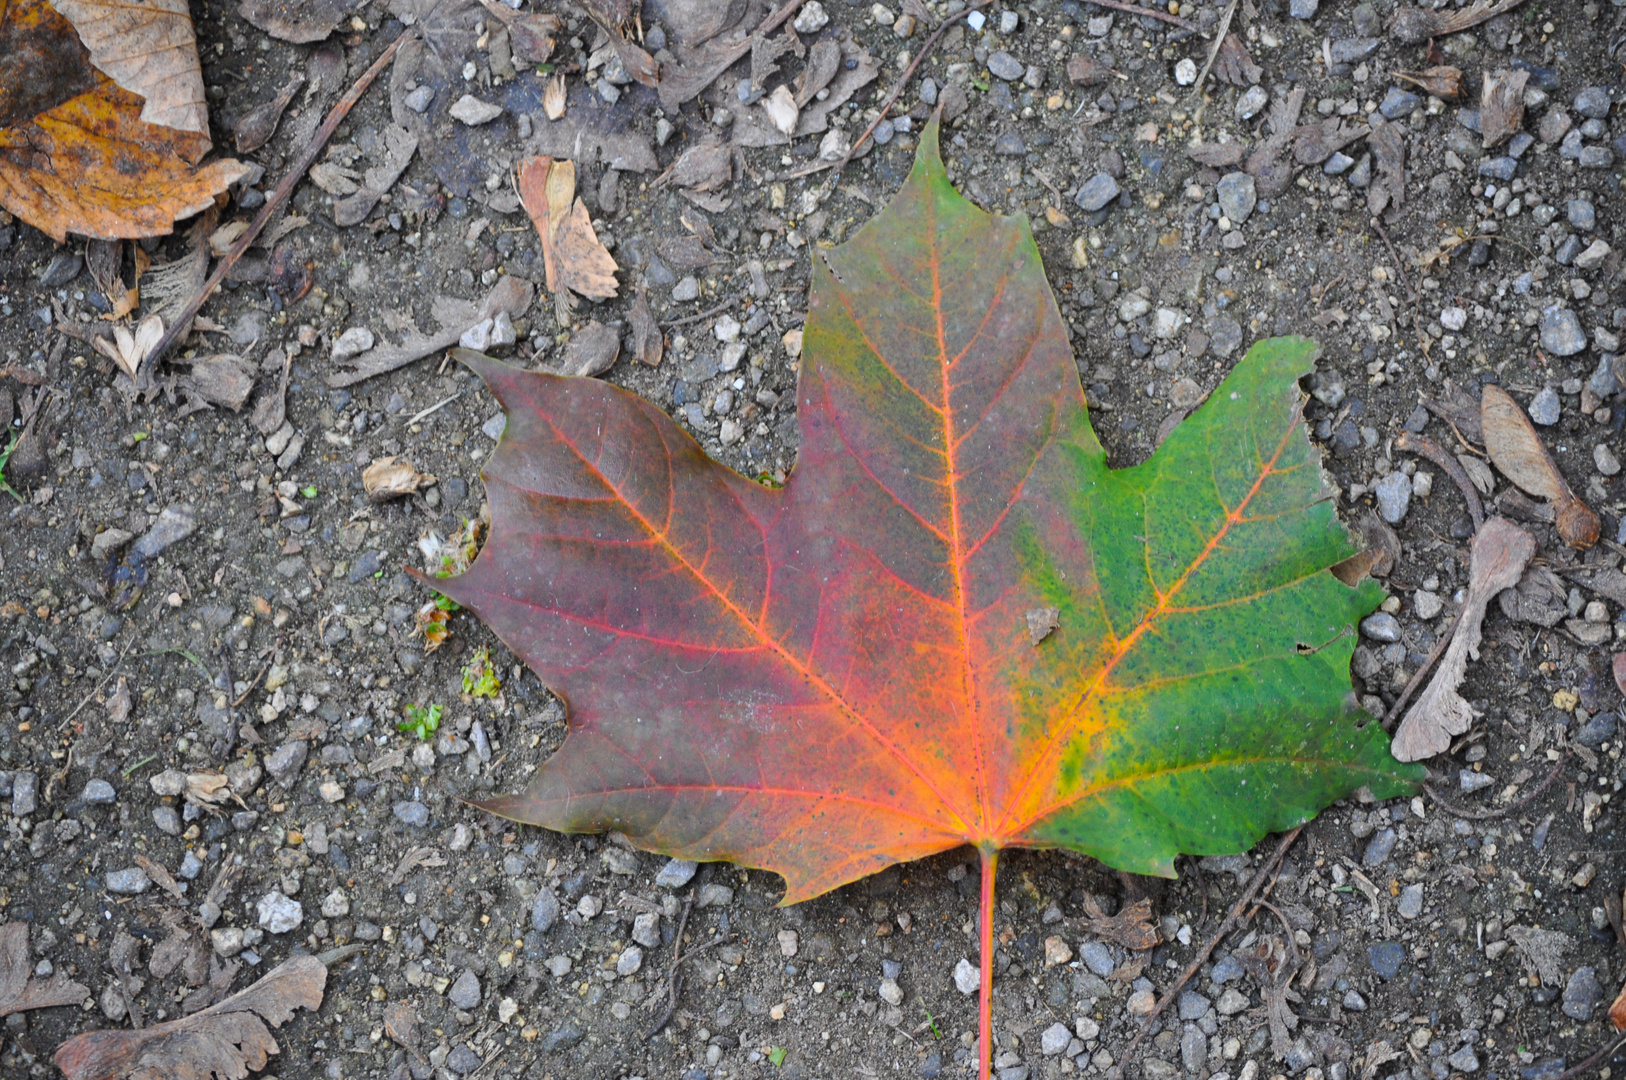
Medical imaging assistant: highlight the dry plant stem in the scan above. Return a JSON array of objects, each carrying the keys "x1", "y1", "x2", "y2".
[
  {"x1": 1394, "y1": 431, "x2": 1484, "y2": 526},
  {"x1": 660, "y1": 297, "x2": 737, "y2": 328},
  {"x1": 1382, "y1": 623, "x2": 1454, "y2": 729},
  {"x1": 978, "y1": 846, "x2": 998, "y2": 1080},
  {"x1": 1423, "y1": 751, "x2": 1565, "y2": 819},
  {"x1": 1189, "y1": 0, "x2": 1238, "y2": 95},
  {"x1": 1082, "y1": 0, "x2": 1200, "y2": 31},
  {"x1": 143, "y1": 28, "x2": 412, "y2": 373},
  {"x1": 1123, "y1": 826, "x2": 1304, "y2": 1062},
  {"x1": 1547, "y1": 1030, "x2": 1626, "y2": 1080},
  {"x1": 645, "y1": 890, "x2": 696, "y2": 1039}
]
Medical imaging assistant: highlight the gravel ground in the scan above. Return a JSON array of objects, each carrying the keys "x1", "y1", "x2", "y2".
[{"x1": 1, "y1": 1, "x2": 1624, "y2": 1079}]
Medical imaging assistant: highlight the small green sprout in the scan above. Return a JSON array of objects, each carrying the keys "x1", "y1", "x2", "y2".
[
  {"x1": 398, "y1": 703, "x2": 443, "y2": 740},
  {"x1": 462, "y1": 647, "x2": 501, "y2": 698}
]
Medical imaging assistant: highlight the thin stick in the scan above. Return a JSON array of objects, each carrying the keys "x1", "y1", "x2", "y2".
[
  {"x1": 1382, "y1": 623, "x2": 1454, "y2": 729},
  {"x1": 1423, "y1": 751, "x2": 1565, "y2": 820},
  {"x1": 1394, "y1": 431, "x2": 1484, "y2": 527},
  {"x1": 977, "y1": 846, "x2": 998, "y2": 1080},
  {"x1": 57, "y1": 635, "x2": 136, "y2": 729},
  {"x1": 1546, "y1": 1031, "x2": 1626, "y2": 1080},
  {"x1": 644, "y1": 890, "x2": 696, "y2": 1039},
  {"x1": 1083, "y1": 0, "x2": 1200, "y2": 31},
  {"x1": 1122, "y1": 826, "x2": 1303, "y2": 1061},
  {"x1": 660, "y1": 298, "x2": 737, "y2": 328},
  {"x1": 1190, "y1": 0, "x2": 1238, "y2": 96},
  {"x1": 143, "y1": 28, "x2": 413, "y2": 373}
]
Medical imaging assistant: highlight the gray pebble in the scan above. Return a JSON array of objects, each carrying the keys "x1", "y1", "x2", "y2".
[
  {"x1": 1235, "y1": 85, "x2": 1269, "y2": 121},
  {"x1": 447, "y1": 1046, "x2": 483, "y2": 1075},
  {"x1": 1361, "y1": 827, "x2": 1398, "y2": 866},
  {"x1": 1528, "y1": 386, "x2": 1562, "y2": 425},
  {"x1": 616, "y1": 946, "x2": 644, "y2": 976},
  {"x1": 1396, "y1": 883, "x2": 1423, "y2": 919},
  {"x1": 1324, "y1": 152, "x2": 1354, "y2": 175},
  {"x1": 1563, "y1": 966, "x2": 1602, "y2": 1019},
  {"x1": 1575, "y1": 87, "x2": 1612, "y2": 119},
  {"x1": 1207, "y1": 316, "x2": 1243, "y2": 358},
  {"x1": 1595, "y1": 445, "x2": 1621, "y2": 477},
  {"x1": 954, "y1": 957, "x2": 980, "y2": 994},
  {"x1": 1343, "y1": 989, "x2": 1367, "y2": 1011},
  {"x1": 1580, "y1": 145, "x2": 1615, "y2": 169},
  {"x1": 1041, "y1": 1022, "x2": 1072, "y2": 1056},
  {"x1": 1359, "y1": 613, "x2": 1401, "y2": 643},
  {"x1": 153, "y1": 806, "x2": 182, "y2": 835},
  {"x1": 13, "y1": 771, "x2": 39, "y2": 815},
  {"x1": 179, "y1": 850, "x2": 203, "y2": 879},
  {"x1": 1373, "y1": 472, "x2": 1411, "y2": 524},
  {"x1": 1477, "y1": 156, "x2": 1517, "y2": 181},
  {"x1": 1289, "y1": 0, "x2": 1318, "y2": 18},
  {"x1": 264, "y1": 740, "x2": 309, "y2": 787},
  {"x1": 1539, "y1": 308, "x2": 1588, "y2": 357},
  {"x1": 1575, "y1": 239, "x2": 1612, "y2": 272},
  {"x1": 531, "y1": 889, "x2": 561, "y2": 932},
  {"x1": 1074, "y1": 173, "x2": 1120, "y2": 212},
  {"x1": 393, "y1": 800, "x2": 430, "y2": 827},
  {"x1": 81, "y1": 779, "x2": 116, "y2": 805},
  {"x1": 655, "y1": 858, "x2": 698, "y2": 888},
  {"x1": 696, "y1": 883, "x2": 734, "y2": 908},
  {"x1": 256, "y1": 890, "x2": 303, "y2": 934},
  {"x1": 1367, "y1": 941, "x2": 1405, "y2": 979},
  {"x1": 1569, "y1": 199, "x2": 1597, "y2": 230},
  {"x1": 1448, "y1": 1047, "x2": 1481, "y2": 1073},
  {"x1": 448, "y1": 969, "x2": 483, "y2": 1010},
  {"x1": 632, "y1": 912, "x2": 661, "y2": 948},
  {"x1": 1177, "y1": 990, "x2": 1211, "y2": 1020},
  {"x1": 994, "y1": 133, "x2": 1026, "y2": 156},
  {"x1": 403, "y1": 85, "x2": 435, "y2": 113},
  {"x1": 1329, "y1": 38, "x2": 1380, "y2": 64},
  {"x1": 105, "y1": 867, "x2": 151, "y2": 895},
  {"x1": 1080, "y1": 941, "x2": 1115, "y2": 977},
  {"x1": 1215, "y1": 987, "x2": 1250, "y2": 1015},
  {"x1": 672, "y1": 276, "x2": 700, "y2": 302},
  {"x1": 1379, "y1": 87, "x2": 1420, "y2": 120},
  {"x1": 1216, "y1": 172, "x2": 1257, "y2": 224},
  {"x1": 1577, "y1": 711, "x2": 1618, "y2": 748},
  {"x1": 987, "y1": 51, "x2": 1024, "y2": 82}
]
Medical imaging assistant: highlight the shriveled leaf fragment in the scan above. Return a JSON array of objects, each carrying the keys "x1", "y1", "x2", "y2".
[
  {"x1": 439, "y1": 121, "x2": 1419, "y2": 909},
  {"x1": 0, "y1": 921, "x2": 90, "y2": 1017},
  {"x1": 1479, "y1": 69, "x2": 1529, "y2": 150},
  {"x1": 1504, "y1": 924, "x2": 1572, "y2": 987},
  {"x1": 796, "y1": 39, "x2": 843, "y2": 105},
  {"x1": 518, "y1": 156, "x2": 618, "y2": 302},
  {"x1": 1393, "y1": 66, "x2": 1464, "y2": 101},
  {"x1": 326, "y1": 275, "x2": 534, "y2": 387},
  {"x1": 174, "y1": 353, "x2": 256, "y2": 412},
  {"x1": 1614, "y1": 653, "x2": 1626, "y2": 700},
  {"x1": 476, "y1": 0, "x2": 557, "y2": 65},
  {"x1": 1331, "y1": 511, "x2": 1400, "y2": 586},
  {"x1": 1080, "y1": 895, "x2": 1159, "y2": 950},
  {"x1": 1211, "y1": 35, "x2": 1261, "y2": 88},
  {"x1": 234, "y1": 74, "x2": 303, "y2": 153},
  {"x1": 54, "y1": 954, "x2": 326, "y2": 1080},
  {"x1": 92, "y1": 315, "x2": 164, "y2": 380},
  {"x1": 1025, "y1": 607, "x2": 1060, "y2": 645},
  {"x1": 542, "y1": 72, "x2": 566, "y2": 121},
  {"x1": 1188, "y1": 142, "x2": 1248, "y2": 168},
  {"x1": 238, "y1": 0, "x2": 363, "y2": 42},
  {"x1": 1389, "y1": 0, "x2": 1535, "y2": 45},
  {"x1": 1481, "y1": 384, "x2": 1599, "y2": 549},
  {"x1": 1391, "y1": 518, "x2": 1534, "y2": 762},
  {"x1": 1497, "y1": 563, "x2": 1566, "y2": 628},
  {"x1": 1366, "y1": 116, "x2": 1406, "y2": 218},
  {"x1": 655, "y1": 134, "x2": 732, "y2": 193},
  {"x1": 628, "y1": 287, "x2": 663, "y2": 367},
  {"x1": 364, "y1": 456, "x2": 437, "y2": 501}
]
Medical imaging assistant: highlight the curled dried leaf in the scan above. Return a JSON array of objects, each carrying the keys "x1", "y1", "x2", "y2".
[
  {"x1": 1481, "y1": 383, "x2": 1599, "y2": 549},
  {"x1": 1479, "y1": 69, "x2": 1529, "y2": 150},
  {"x1": 1211, "y1": 34, "x2": 1261, "y2": 88},
  {"x1": 1389, "y1": 0, "x2": 1534, "y2": 45},
  {"x1": 1080, "y1": 895, "x2": 1159, "y2": 951},
  {"x1": 363, "y1": 456, "x2": 437, "y2": 501},
  {"x1": 54, "y1": 954, "x2": 326, "y2": 1080},
  {"x1": 1391, "y1": 517, "x2": 1534, "y2": 762},
  {"x1": 1392, "y1": 66, "x2": 1464, "y2": 101},
  {"x1": 517, "y1": 156, "x2": 619, "y2": 301},
  {"x1": 628, "y1": 286, "x2": 663, "y2": 367},
  {"x1": 1025, "y1": 606, "x2": 1060, "y2": 645},
  {"x1": 542, "y1": 72, "x2": 567, "y2": 121},
  {"x1": 1066, "y1": 54, "x2": 1117, "y2": 87}
]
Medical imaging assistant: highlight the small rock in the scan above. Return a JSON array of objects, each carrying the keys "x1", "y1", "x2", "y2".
[
  {"x1": 264, "y1": 740, "x2": 308, "y2": 787},
  {"x1": 105, "y1": 867, "x2": 151, "y2": 895},
  {"x1": 1562, "y1": 967, "x2": 1601, "y2": 1020},
  {"x1": 1075, "y1": 173, "x2": 1120, "y2": 212},
  {"x1": 1460, "y1": 770, "x2": 1494, "y2": 793},
  {"x1": 988, "y1": 51, "x2": 1024, "y2": 82},
  {"x1": 1174, "y1": 58, "x2": 1197, "y2": 86},
  {"x1": 1380, "y1": 87, "x2": 1420, "y2": 119},
  {"x1": 449, "y1": 94, "x2": 503, "y2": 125},
  {"x1": 403, "y1": 85, "x2": 434, "y2": 113},
  {"x1": 617, "y1": 947, "x2": 644, "y2": 976},
  {"x1": 1577, "y1": 711, "x2": 1618, "y2": 748},
  {"x1": 447, "y1": 1046, "x2": 483, "y2": 1075},
  {"x1": 1151, "y1": 308, "x2": 1184, "y2": 340},
  {"x1": 1540, "y1": 308, "x2": 1587, "y2": 358},
  {"x1": 1361, "y1": 826, "x2": 1398, "y2": 865},
  {"x1": 321, "y1": 889, "x2": 350, "y2": 918},
  {"x1": 393, "y1": 800, "x2": 430, "y2": 827},
  {"x1": 954, "y1": 958, "x2": 980, "y2": 995},
  {"x1": 1360, "y1": 613, "x2": 1401, "y2": 642},
  {"x1": 1329, "y1": 38, "x2": 1380, "y2": 64},
  {"x1": 1575, "y1": 87, "x2": 1612, "y2": 120},
  {"x1": 256, "y1": 890, "x2": 303, "y2": 934},
  {"x1": 672, "y1": 276, "x2": 700, "y2": 302},
  {"x1": 1215, "y1": 987, "x2": 1250, "y2": 1015},
  {"x1": 1126, "y1": 989, "x2": 1157, "y2": 1016},
  {"x1": 1396, "y1": 883, "x2": 1423, "y2": 919},
  {"x1": 211, "y1": 927, "x2": 246, "y2": 957},
  {"x1": 1575, "y1": 240, "x2": 1612, "y2": 272},
  {"x1": 1216, "y1": 172, "x2": 1257, "y2": 224},
  {"x1": 133, "y1": 506, "x2": 197, "y2": 560},
  {"x1": 818, "y1": 129, "x2": 851, "y2": 161},
  {"x1": 1235, "y1": 84, "x2": 1269, "y2": 120},
  {"x1": 1118, "y1": 295, "x2": 1152, "y2": 322},
  {"x1": 1449, "y1": 1047, "x2": 1481, "y2": 1074},
  {"x1": 1526, "y1": 387, "x2": 1563, "y2": 427},
  {"x1": 655, "y1": 858, "x2": 698, "y2": 888},
  {"x1": 633, "y1": 912, "x2": 661, "y2": 948},
  {"x1": 1595, "y1": 445, "x2": 1621, "y2": 476},
  {"x1": 1570, "y1": 199, "x2": 1597, "y2": 231},
  {"x1": 331, "y1": 326, "x2": 374, "y2": 360},
  {"x1": 696, "y1": 883, "x2": 734, "y2": 908},
  {"x1": 91, "y1": 528, "x2": 133, "y2": 559},
  {"x1": 81, "y1": 779, "x2": 116, "y2": 805},
  {"x1": 1289, "y1": 0, "x2": 1318, "y2": 17},
  {"x1": 1440, "y1": 306, "x2": 1467, "y2": 331},
  {"x1": 879, "y1": 977, "x2": 903, "y2": 1005},
  {"x1": 531, "y1": 889, "x2": 561, "y2": 933},
  {"x1": 39, "y1": 252, "x2": 83, "y2": 288},
  {"x1": 459, "y1": 317, "x2": 495, "y2": 351},
  {"x1": 1044, "y1": 936, "x2": 1073, "y2": 967},
  {"x1": 153, "y1": 806, "x2": 182, "y2": 835},
  {"x1": 1373, "y1": 472, "x2": 1411, "y2": 524},
  {"x1": 993, "y1": 133, "x2": 1027, "y2": 156},
  {"x1": 448, "y1": 969, "x2": 483, "y2": 1010},
  {"x1": 1041, "y1": 1022, "x2": 1072, "y2": 1056},
  {"x1": 1177, "y1": 991, "x2": 1212, "y2": 1020},
  {"x1": 793, "y1": 0, "x2": 829, "y2": 33},
  {"x1": 1080, "y1": 941, "x2": 1115, "y2": 976},
  {"x1": 1343, "y1": 989, "x2": 1368, "y2": 1011},
  {"x1": 1367, "y1": 941, "x2": 1405, "y2": 979}
]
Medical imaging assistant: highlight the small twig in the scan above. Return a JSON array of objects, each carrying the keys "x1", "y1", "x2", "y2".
[
  {"x1": 143, "y1": 28, "x2": 413, "y2": 372},
  {"x1": 402, "y1": 391, "x2": 462, "y2": 427},
  {"x1": 1423, "y1": 751, "x2": 1566, "y2": 820},
  {"x1": 1123, "y1": 826, "x2": 1303, "y2": 1059},
  {"x1": 660, "y1": 298, "x2": 737, "y2": 328},
  {"x1": 1190, "y1": 0, "x2": 1239, "y2": 96},
  {"x1": 1369, "y1": 216, "x2": 1419, "y2": 308},
  {"x1": 1394, "y1": 431, "x2": 1484, "y2": 527},
  {"x1": 1381, "y1": 617, "x2": 1455, "y2": 730},
  {"x1": 58, "y1": 636, "x2": 137, "y2": 730},
  {"x1": 645, "y1": 890, "x2": 696, "y2": 1039},
  {"x1": 1083, "y1": 0, "x2": 1200, "y2": 31},
  {"x1": 1546, "y1": 1030, "x2": 1626, "y2": 1080},
  {"x1": 121, "y1": 753, "x2": 158, "y2": 779}
]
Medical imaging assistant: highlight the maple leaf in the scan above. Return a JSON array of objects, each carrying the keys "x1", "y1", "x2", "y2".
[
  {"x1": 436, "y1": 121, "x2": 1420, "y2": 1076},
  {"x1": 0, "y1": 0, "x2": 246, "y2": 241}
]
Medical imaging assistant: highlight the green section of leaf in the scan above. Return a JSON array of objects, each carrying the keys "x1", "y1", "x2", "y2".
[{"x1": 768, "y1": 1047, "x2": 787, "y2": 1066}]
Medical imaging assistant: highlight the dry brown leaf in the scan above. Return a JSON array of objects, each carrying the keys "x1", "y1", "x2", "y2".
[
  {"x1": 0, "y1": 922, "x2": 90, "y2": 1017},
  {"x1": 175, "y1": 354, "x2": 256, "y2": 412},
  {"x1": 233, "y1": 73, "x2": 303, "y2": 154},
  {"x1": 105, "y1": 676, "x2": 131, "y2": 724},
  {"x1": 1366, "y1": 116, "x2": 1405, "y2": 218},
  {"x1": 518, "y1": 156, "x2": 619, "y2": 302},
  {"x1": 1392, "y1": 517, "x2": 1534, "y2": 762},
  {"x1": 1614, "y1": 653, "x2": 1626, "y2": 700},
  {"x1": 1025, "y1": 606, "x2": 1060, "y2": 645},
  {"x1": 91, "y1": 315, "x2": 164, "y2": 380},
  {"x1": 1080, "y1": 894, "x2": 1159, "y2": 951},
  {"x1": 1393, "y1": 66, "x2": 1464, "y2": 101},
  {"x1": 796, "y1": 39, "x2": 844, "y2": 106},
  {"x1": 1187, "y1": 142, "x2": 1248, "y2": 168},
  {"x1": 54, "y1": 954, "x2": 325, "y2": 1080},
  {"x1": 363, "y1": 456, "x2": 437, "y2": 501},
  {"x1": 1211, "y1": 34, "x2": 1261, "y2": 88},
  {"x1": 1292, "y1": 118, "x2": 1368, "y2": 165},
  {"x1": 1331, "y1": 511, "x2": 1401, "y2": 586},
  {"x1": 0, "y1": 0, "x2": 246, "y2": 242},
  {"x1": 628, "y1": 286, "x2": 663, "y2": 367},
  {"x1": 542, "y1": 72, "x2": 567, "y2": 121},
  {"x1": 1389, "y1": 0, "x2": 1534, "y2": 45},
  {"x1": 476, "y1": 0, "x2": 557, "y2": 64},
  {"x1": 383, "y1": 1001, "x2": 422, "y2": 1054},
  {"x1": 238, "y1": 0, "x2": 363, "y2": 43},
  {"x1": 1612, "y1": 979, "x2": 1626, "y2": 1031},
  {"x1": 655, "y1": 134, "x2": 733, "y2": 193},
  {"x1": 1479, "y1": 69, "x2": 1529, "y2": 150},
  {"x1": 1481, "y1": 383, "x2": 1600, "y2": 548}
]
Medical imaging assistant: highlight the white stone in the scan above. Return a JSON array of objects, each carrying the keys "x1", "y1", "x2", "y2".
[
  {"x1": 1440, "y1": 306, "x2": 1467, "y2": 331},
  {"x1": 713, "y1": 313, "x2": 742, "y2": 343},
  {"x1": 1174, "y1": 58, "x2": 1198, "y2": 86},
  {"x1": 1118, "y1": 295, "x2": 1152, "y2": 322},
  {"x1": 878, "y1": 977, "x2": 903, "y2": 1006},
  {"x1": 1152, "y1": 308, "x2": 1185, "y2": 339},
  {"x1": 256, "y1": 890, "x2": 304, "y2": 934},
  {"x1": 449, "y1": 95, "x2": 504, "y2": 126},
  {"x1": 763, "y1": 85, "x2": 799, "y2": 136},
  {"x1": 819, "y1": 129, "x2": 851, "y2": 161},
  {"x1": 321, "y1": 888, "x2": 350, "y2": 918},
  {"x1": 793, "y1": 0, "x2": 829, "y2": 33},
  {"x1": 331, "y1": 326, "x2": 374, "y2": 360},
  {"x1": 953, "y1": 957, "x2": 980, "y2": 995}
]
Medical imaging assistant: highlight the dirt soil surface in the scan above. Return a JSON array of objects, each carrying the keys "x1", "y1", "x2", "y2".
[{"x1": 2, "y1": 0, "x2": 1625, "y2": 1079}]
